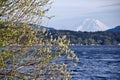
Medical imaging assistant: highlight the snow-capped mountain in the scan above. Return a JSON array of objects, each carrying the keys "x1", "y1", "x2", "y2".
[{"x1": 77, "y1": 19, "x2": 109, "y2": 32}]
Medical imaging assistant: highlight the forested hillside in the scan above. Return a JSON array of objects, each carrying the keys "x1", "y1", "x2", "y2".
[{"x1": 48, "y1": 30, "x2": 120, "y2": 45}]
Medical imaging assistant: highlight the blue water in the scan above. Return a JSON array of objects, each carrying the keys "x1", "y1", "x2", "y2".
[
  {"x1": 1, "y1": 46, "x2": 120, "y2": 80},
  {"x1": 68, "y1": 45, "x2": 120, "y2": 80}
]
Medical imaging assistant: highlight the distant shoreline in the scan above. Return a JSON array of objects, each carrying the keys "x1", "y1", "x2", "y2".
[{"x1": 69, "y1": 44, "x2": 120, "y2": 46}]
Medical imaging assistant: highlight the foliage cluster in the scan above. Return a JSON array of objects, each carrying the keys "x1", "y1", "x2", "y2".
[{"x1": 0, "y1": 0, "x2": 78, "y2": 80}]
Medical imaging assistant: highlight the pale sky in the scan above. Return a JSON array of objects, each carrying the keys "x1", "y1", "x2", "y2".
[{"x1": 44, "y1": 0, "x2": 120, "y2": 31}]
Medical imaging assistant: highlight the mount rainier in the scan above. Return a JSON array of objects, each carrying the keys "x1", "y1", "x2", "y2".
[{"x1": 77, "y1": 19, "x2": 110, "y2": 32}]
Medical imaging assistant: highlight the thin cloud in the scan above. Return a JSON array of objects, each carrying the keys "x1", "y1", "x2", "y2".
[{"x1": 99, "y1": 3, "x2": 120, "y2": 8}]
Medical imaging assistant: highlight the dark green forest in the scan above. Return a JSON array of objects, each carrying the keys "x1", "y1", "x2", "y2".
[{"x1": 48, "y1": 30, "x2": 120, "y2": 45}]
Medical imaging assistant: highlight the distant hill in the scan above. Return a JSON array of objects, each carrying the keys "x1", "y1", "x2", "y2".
[
  {"x1": 47, "y1": 30, "x2": 120, "y2": 45},
  {"x1": 31, "y1": 24, "x2": 120, "y2": 45},
  {"x1": 40, "y1": 26, "x2": 56, "y2": 31},
  {"x1": 29, "y1": 24, "x2": 56, "y2": 31},
  {"x1": 106, "y1": 26, "x2": 120, "y2": 32}
]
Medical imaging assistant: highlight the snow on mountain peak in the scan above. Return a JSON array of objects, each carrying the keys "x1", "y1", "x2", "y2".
[{"x1": 77, "y1": 19, "x2": 109, "y2": 32}]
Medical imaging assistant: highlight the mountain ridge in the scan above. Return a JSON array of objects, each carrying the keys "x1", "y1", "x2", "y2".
[
  {"x1": 30, "y1": 24, "x2": 120, "y2": 45},
  {"x1": 106, "y1": 26, "x2": 120, "y2": 32},
  {"x1": 40, "y1": 25, "x2": 120, "y2": 45}
]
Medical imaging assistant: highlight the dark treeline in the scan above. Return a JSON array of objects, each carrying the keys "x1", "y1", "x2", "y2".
[{"x1": 48, "y1": 30, "x2": 120, "y2": 45}]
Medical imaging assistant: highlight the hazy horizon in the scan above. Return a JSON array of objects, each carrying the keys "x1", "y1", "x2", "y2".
[{"x1": 43, "y1": 0, "x2": 120, "y2": 31}]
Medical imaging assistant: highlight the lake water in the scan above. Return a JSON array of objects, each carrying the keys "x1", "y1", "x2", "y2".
[
  {"x1": 68, "y1": 45, "x2": 120, "y2": 80},
  {"x1": 1, "y1": 45, "x2": 120, "y2": 80}
]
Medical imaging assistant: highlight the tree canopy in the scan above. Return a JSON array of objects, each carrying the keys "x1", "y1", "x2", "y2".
[{"x1": 0, "y1": 0, "x2": 78, "y2": 79}]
